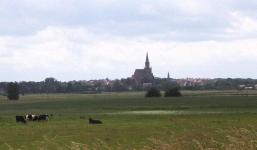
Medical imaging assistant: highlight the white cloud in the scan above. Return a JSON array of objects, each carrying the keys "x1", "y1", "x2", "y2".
[
  {"x1": 1, "y1": 0, "x2": 257, "y2": 41},
  {"x1": 1, "y1": 26, "x2": 257, "y2": 81},
  {"x1": 172, "y1": 0, "x2": 211, "y2": 15},
  {"x1": 230, "y1": 11, "x2": 257, "y2": 32},
  {"x1": 1, "y1": 1, "x2": 257, "y2": 81}
]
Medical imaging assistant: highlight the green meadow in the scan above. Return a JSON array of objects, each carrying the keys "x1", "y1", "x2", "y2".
[{"x1": 0, "y1": 91, "x2": 257, "y2": 149}]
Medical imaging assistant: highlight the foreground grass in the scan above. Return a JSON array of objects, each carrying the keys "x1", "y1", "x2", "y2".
[
  {"x1": 1, "y1": 114, "x2": 257, "y2": 149},
  {"x1": 0, "y1": 91, "x2": 257, "y2": 149}
]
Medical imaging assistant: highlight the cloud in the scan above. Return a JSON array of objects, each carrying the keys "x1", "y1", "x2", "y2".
[
  {"x1": 228, "y1": 11, "x2": 257, "y2": 33},
  {"x1": 1, "y1": 26, "x2": 257, "y2": 81},
  {"x1": 1, "y1": 1, "x2": 257, "y2": 81},
  {"x1": 0, "y1": 0, "x2": 257, "y2": 41}
]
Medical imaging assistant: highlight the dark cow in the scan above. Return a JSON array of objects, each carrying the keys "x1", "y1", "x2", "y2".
[
  {"x1": 38, "y1": 114, "x2": 49, "y2": 121},
  {"x1": 33, "y1": 115, "x2": 39, "y2": 121},
  {"x1": 89, "y1": 118, "x2": 102, "y2": 124},
  {"x1": 16, "y1": 116, "x2": 26, "y2": 124}
]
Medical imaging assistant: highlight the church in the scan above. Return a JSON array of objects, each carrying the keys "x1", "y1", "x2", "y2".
[{"x1": 132, "y1": 53, "x2": 155, "y2": 85}]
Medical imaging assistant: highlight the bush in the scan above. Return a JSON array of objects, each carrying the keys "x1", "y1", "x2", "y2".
[
  {"x1": 164, "y1": 87, "x2": 182, "y2": 97},
  {"x1": 145, "y1": 87, "x2": 161, "y2": 97},
  {"x1": 7, "y1": 82, "x2": 20, "y2": 100}
]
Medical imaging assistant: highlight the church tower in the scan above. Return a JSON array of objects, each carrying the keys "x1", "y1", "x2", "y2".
[
  {"x1": 132, "y1": 52, "x2": 154, "y2": 85},
  {"x1": 145, "y1": 52, "x2": 150, "y2": 69}
]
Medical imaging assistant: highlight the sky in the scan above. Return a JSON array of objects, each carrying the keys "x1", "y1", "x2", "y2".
[{"x1": 1, "y1": 0, "x2": 257, "y2": 81}]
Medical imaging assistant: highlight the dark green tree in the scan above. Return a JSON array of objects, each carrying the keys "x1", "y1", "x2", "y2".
[
  {"x1": 112, "y1": 80, "x2": 127, "y2": 92},
  {"x1": 145, "y1": 87, "x2": 161, "y2": 97},
  {"x1": 7, "y1": 82, "x2": 20, "y2": 100},
  {"x1": 44, "y1": 77, "x2": 58, "y2": 93}
]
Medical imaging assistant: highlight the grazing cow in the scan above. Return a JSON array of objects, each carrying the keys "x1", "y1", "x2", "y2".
[
  {"x1": 32, "y1": 115, "x2": 39, "y2": 121},
  {"x1": 89, "y1": 118, "x2": 102, "y2": 124},
  {"x1": 25, "y1": 114, "x2": 29, "y2": 120},
  {"x1": 16, "y1": 116, "x2": 26, "y2": 124},
  {"x1": 25, "y1": 114, "x2": 32, "y2": 121},
  {"x1": 25, "y1": 114, "x2": 38, "y2": 121},
  {"x1": 38, "y1": 114, "x2": 49, "y2": 121}
]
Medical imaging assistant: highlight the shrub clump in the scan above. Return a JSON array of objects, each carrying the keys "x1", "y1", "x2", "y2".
[
  {"x1": 164, "y1": 87, "x2": 182, "y2": 97},
  {"x1": 7, "y1": 82, "x2": 20, "y2": 100},
  {"x1": 145, "y1": 87, "x2": 161, "y2": 97}
]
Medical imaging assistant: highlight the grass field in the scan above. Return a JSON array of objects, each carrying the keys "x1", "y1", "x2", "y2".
[{"x1": 0, "y1": 91, "x2": 257, "y2": 149}]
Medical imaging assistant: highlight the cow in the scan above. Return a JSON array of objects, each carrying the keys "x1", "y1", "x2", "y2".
[
  {"x1": 16, "y1": 116, "x2": 26, "y2": 124},
  {"x1": 25, "y1": 114, "x2": 32, "y2": 121},
  {"x1": 38, "y1": 114, "x2": 49, "y2": 121},
  {"x1": 33, "y1": 115, "x2": 39, "y2": 121},
  {"x1": 89, "y1": 118, "x2": 102, "y2": 124},
  {"x1": 25, "y1": 114, "x2": 39, "y2": 121}
]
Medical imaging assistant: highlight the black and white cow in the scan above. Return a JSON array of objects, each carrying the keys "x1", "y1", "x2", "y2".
[
  {"x1": 25, "y1": 114, "x2": 32, "y2": 121},
  {"x1": 16, "y1": 116, "x2": 26, "y2": 124},
  {"x1": 89, "y1": 118, "x2": 102, "y2": 124},
  {"x1": 25, "y1": 114, "x2": 39, "y2": 121},
  {"x1": 38, "y1": 114, "x2": 49, "y2": 121}
]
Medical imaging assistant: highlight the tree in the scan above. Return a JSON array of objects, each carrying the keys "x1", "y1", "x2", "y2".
[
  {"x1": 145, "y1": 87, "x2": 161, "y2": 97},
  {"x1": 44, "y1": 77, "x2": 58, "y2": 93},
  {"x1": 164, "y1": 87, "x2": 182, "y2": 97},
  {"x1": 7, "y1": 82, "x2": 20, "y2": 100},
  {"x1": 112, "y1": 80, "x2": 127, "y2": 92}
]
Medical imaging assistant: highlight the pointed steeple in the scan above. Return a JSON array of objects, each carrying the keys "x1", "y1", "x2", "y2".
[
  {"x1": 146, "y1": 52, "x2": 149, "y2": 62},
  {"x1": 145, "y1": 52, "x2": 150, "y2": 69},
  {"x1": 167, "y1": 72, "x2": 170, "y2": 79}
]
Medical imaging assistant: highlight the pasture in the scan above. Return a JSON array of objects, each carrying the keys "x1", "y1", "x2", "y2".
[{"x1": 0, "y1": 91, "x2": 257, "y2": 149}]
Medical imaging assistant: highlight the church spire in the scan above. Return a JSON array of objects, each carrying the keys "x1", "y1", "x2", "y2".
[
  {"x1": 145, "y1": 52, "x2": 150, "y2": 69},
  {"x1": 146, "y1": 52, "x2": 149, "y2": 62}
]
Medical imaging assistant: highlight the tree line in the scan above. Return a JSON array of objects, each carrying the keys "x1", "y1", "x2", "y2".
[{"x1": 1, "y1": 77, "x2": 257, "y2": 97}]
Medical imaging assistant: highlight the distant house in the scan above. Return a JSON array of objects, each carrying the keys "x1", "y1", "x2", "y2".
[
  {"x1": 132, "y1": 53, "x2": 154, "y2": 85},
  {"x1": 245, "y1": 86, "x2": 254, "y2": 90},
  {"x1": 238, "y1": 85, "x2": 246, "y2": 89}
]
